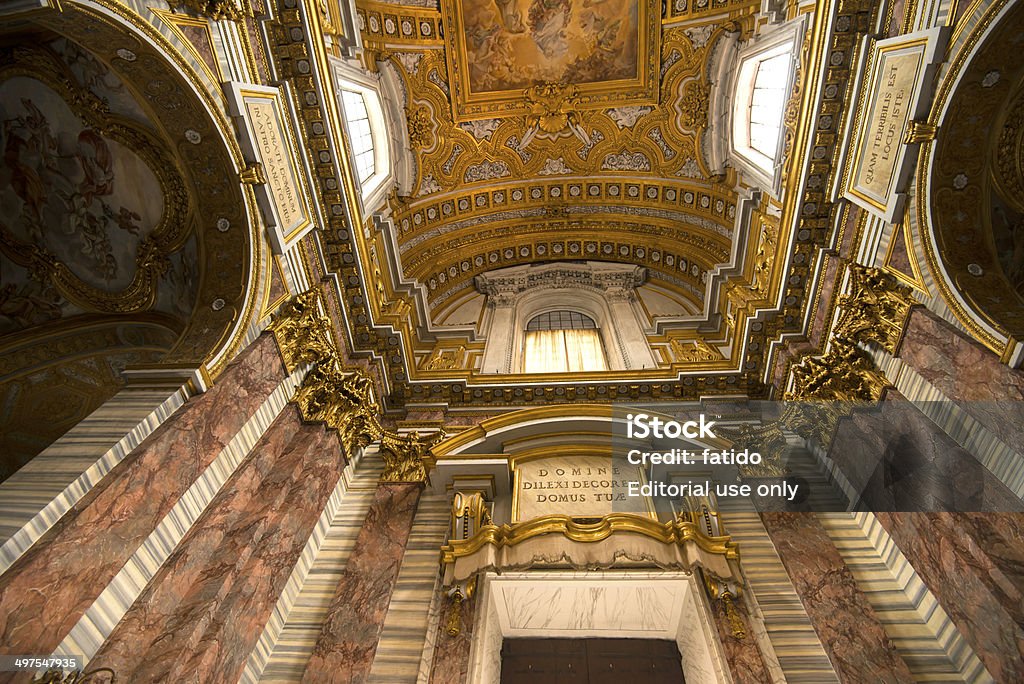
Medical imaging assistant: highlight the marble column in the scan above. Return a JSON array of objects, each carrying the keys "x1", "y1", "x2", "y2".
[
  {"x1": 875, "y1": 511, "x2": 1024, "y2": 682},
  {"x1": 0, "y1": 333, "x2": 287, "y2": 659},
  {"x1": 826, "y1": 390, "x2": 1023, "y2": 512},
  {"x1": 428, "y1": 593, "x2": 475, "y2": 684},
  {"x1": 300, "y1": 482, "x2": 423, "y2": 684},
  {"x1": 706, "y1": 585, "x2": 771, "y2": 684},
  {"x1": 85, "y1": 406, "x2": 342, "y2": 683},
  {"x1": 896, "y1": 306, "x2": 1024, "y2": 449},
  {"x1": 761, "y1": 512, "x2": 915, "y2": 683}
]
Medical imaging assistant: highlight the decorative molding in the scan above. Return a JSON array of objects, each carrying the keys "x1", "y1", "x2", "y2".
[{"x1": 834, "y1": 263, "x2": 918, "y2": 354}]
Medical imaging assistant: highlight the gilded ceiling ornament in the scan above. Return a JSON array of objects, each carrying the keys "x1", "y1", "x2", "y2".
[
  {"x1": 524, "y1": 83, "x2": 585, "y2": 137},
  {"x1": 719, "y1": 421, "x2": 788, "y2": 478},
  {"x1": 679, "y1": 81, "x2": 711, "y2": 130},
  {"x1": 670, "y1": 338, "x2": 723, "y2": 363},
  {"x1": 166, "y1": 0, "x2": 244, "y2": 21},
  {"x1": 833, "y1": 263, "x2": 918, "y2": 355},
  {"x1": 406, "y1": 105, "x2": 433, "y2": 149}
]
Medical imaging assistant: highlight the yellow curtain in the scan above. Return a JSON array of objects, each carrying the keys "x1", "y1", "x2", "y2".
[
  {"x1": 563, "y1": 329, "x2": 608, "y2": 372},
  {"x1": 524, "y1": 330, "x2": 607, "y2": 373}
]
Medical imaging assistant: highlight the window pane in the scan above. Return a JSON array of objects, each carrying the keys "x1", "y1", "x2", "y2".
[
  {"x1": 342, "y1": 90, "x2": 375, "y2": 183},
  {"x1": 526, "y1": 311, "x2": 597, "y2": 330}
]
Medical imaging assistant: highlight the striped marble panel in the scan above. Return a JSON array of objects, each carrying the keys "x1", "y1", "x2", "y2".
[
  {"x1": 0, "y1": 385, "x2": 192, "y2": 573},
  {"x1": 257, "y1": 458, "x2": 384, "y2": 683},
  {"x1": 239, "y1": 447, "x2": 366, "y2": 684},
  {"x1": 818, "y1": 512, "x2": 991, "y2": 683},
  {"x1": 368, "y1": 493, "x2": 450, "y2": 683},
  {"x1": 718, "y1": 500, "x2": 840, "y2": 683},
  {"x1": 52, "y1": 366, "x2": 307, "y2": 662}
]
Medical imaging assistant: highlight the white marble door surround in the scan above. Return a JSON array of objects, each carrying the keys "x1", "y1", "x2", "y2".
[{"x1": 466, "y1": 570, "x2": 729, "y2": 683}]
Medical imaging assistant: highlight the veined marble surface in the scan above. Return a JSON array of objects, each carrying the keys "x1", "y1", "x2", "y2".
[{"x1": 466, "y1": 571, "x2": 724, "y2": 684}]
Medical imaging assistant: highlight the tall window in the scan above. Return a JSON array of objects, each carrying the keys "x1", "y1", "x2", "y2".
[
  {"x1": 727, "y1": 17, "x2": 805, "y2": 197},
  {"x1": 747, "y1": 53, "x2": 789, "y2": 159},
  {"x1": 523, "y1": 311, "x2": 608, "y2": 373},
  {"x1": 341, "y1": 89, "x2": 375, "y2": 183}
]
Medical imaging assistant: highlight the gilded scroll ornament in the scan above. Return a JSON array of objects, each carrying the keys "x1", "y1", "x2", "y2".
[
  {"x1": 833, "y1": 263, "x2": 917, "y2": 354},
  {"x1": 704, "y1": 573, "x2": 746, "y2": 639},
  {"x1": 380, "y1": 429, "x2": 445, "y2": 483},
  {"x1": 166, "y1": 0, "x2": 244, "y2": 21},
  {"x1": 720, "y1": 421, "x2": 788, "y2": 478},
  {"x1": 268, "y1": 289, "x2": 337, "y2": 372}
]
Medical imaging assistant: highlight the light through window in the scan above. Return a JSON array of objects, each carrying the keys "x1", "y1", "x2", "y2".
[
  {"x1": 748, "y1": 53, "x2": 790, "y2": 158},
  {"x1": 342, "y1": 90, "x2": 375, "y2": 183},
  {"x1": 523, "y1": 311, "x2": 608, "y2": 373}
]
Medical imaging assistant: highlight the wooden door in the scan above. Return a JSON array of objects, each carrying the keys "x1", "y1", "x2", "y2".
[{"x1": 500, "y1": 638, "x2": 685, "y2": 684}]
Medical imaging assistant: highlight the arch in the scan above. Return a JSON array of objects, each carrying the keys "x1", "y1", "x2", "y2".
[
  {"x1": 0, "y1": 1, "x2": 258, "y2": 476},
  {"x1": 919, "y1": 0, "x2": 1024, "y2": 363}
]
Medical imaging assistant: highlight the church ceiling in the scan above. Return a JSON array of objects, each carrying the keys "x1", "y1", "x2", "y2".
[
  {"x1": 367, "y1": 0, "x2": 760, "y2": 316},
  {"x1": 276, "y1": 0, "x2": 876, "y2": 408}
]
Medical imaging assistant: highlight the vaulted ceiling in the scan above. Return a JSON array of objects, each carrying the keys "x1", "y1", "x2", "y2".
[{"x1": 339, "y1": 0, "x2": 815, "y2": 403}]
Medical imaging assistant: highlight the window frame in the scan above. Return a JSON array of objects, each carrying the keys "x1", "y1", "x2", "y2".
[
  {"x1": 727, "y1": 17, "x2": 806, "y2": 198},
  {"x1": 330, "y1": 60, "x2": 393, "y2": 212}
]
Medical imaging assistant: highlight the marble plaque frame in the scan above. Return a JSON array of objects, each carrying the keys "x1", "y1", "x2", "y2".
[
  {"x1": 841, "y1": 27, "x2": 950, "y2": 222},
  {"x1": 225, "y1": 81, "x2": 315, "y2": 254}
]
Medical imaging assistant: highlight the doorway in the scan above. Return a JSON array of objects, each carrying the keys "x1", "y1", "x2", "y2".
[{"x1": 500, "y1": 638, "x2": 686, "y2": 683}]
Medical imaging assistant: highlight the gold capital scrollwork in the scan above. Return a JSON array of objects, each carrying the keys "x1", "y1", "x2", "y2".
[
  {"x1": 786, "y1": 336, "x2": 889, "y2": 404},
  {"x1": 269, "y1": 289, "x2": 337, "y2": 372},
  {"x1": 720, "y1": 421, "x2": 788, "y2": 478},
  {"x1": 166, "y1": 0, "x2": 245, "y2": 22},
  {"x1": 379, "y1": 429, "x2": 445, "y2": 483},
  {"x1": 834, "y1": 263, "x2": 918, "y2": 354}
]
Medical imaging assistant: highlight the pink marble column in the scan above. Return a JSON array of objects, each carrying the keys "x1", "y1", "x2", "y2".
[
  {"x1": 84, "y1": 406, "x2": 342, "y2": 683},
  {"x1": 300, "y1": 482, "x2": 423, "y2": 684},
  {"x1": 896, "y1": 307, "x2": 1024, "y2": 449},
  {"x1": 0, "y1": 333, "x2": 287, "y2": 662},
  {"x1": 707, "y1": 592, "x2": 771, "y2": 684},
  {"x1": 875, "y1": 512, "x2": 1024, "y2": 682},
  {"x1": 428, "y1": 594, "x2": 475, "y2": 684},
  {"x1": 761, "y1": 512, "x2": 915, "y2": 683},
  {"x1": 827, "y1": 390, "x2": 1022, "y2": 512}
]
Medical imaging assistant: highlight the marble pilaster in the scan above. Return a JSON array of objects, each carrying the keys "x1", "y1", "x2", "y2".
[
  {"x1": 761, "y1": 512, "x2": 916, "y2": 683},
  {"x1": 300, "y1": 482, "x2": 423, "y2": 684},
  {"x1": 84, "y1": 407, "x2": 341, "y2": 682},
  {"x1": 897, "y1": 307, "x2": 1024, "y2": 449},
  {"x1": 428, "y1": 593, "x2": 475, "y2": 684},
  {"x1": 0, "y1": 333, "x2": 287, "y2": 660},
  {"x1": 875, "y1": 511, "x2": 1024, "y2": 682},
  {"x1": 706, "y1": 586, "x2": 771, "y2": 684},
  {"x1": 827, "y1": 390, "x2": 1023, "y2": 511}
]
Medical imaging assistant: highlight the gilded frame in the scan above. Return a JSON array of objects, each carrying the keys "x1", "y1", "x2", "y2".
[{"x1": 441, "y1": 0, "x2": 661, "y2": 122}]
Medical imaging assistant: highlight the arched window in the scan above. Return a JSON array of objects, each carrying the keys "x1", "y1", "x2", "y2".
[
  {"x1": 747, "y1": 52, "x2": 790, "y2": 159},
  {"x1": 523, "y1": 310, "x2": 608, "y2": 373}
]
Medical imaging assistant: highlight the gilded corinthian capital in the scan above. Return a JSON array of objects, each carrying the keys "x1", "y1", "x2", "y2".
[
  {"x1": 269, "y1": 289, "x2": 337, "y2": 372},
  {"x1": 834, "y1": 263, "x2": 918, "y2": 354}
]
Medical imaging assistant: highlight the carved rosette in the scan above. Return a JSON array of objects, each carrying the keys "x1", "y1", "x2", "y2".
[{"x1": 833, "y1": 264, "x2": 917, "y2": 354}]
